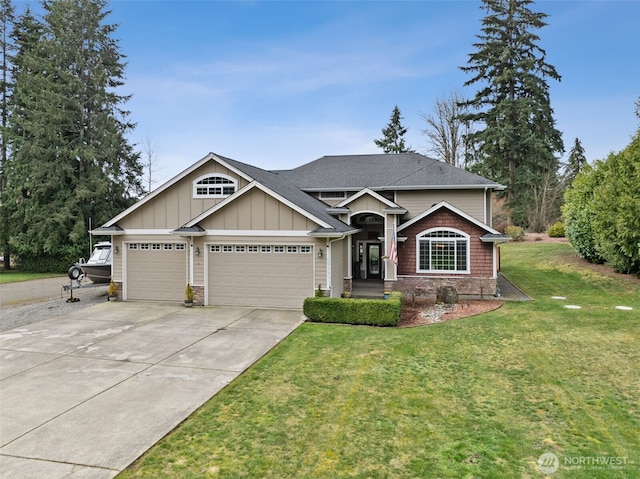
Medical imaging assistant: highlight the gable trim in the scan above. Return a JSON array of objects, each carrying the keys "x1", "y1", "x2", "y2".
[
  {"x1": 336, "y1": 187, "x2": 401, "y2": 209},
  {"x1": 397, "y1": 201, "x2": 501, "y2": 235},
  {"x1": 185, "y1": 180, "x2": 333, "y2": 230},
  {"x1": 103, "y1": 152, "x2": 254, "y2": 227}
]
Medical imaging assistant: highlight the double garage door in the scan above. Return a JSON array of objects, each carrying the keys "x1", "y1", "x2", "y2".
[
  {"x1": 126, "y1": 242, "x2": 187, "y2": 301},
  {"x1": 208, "y1": 244, "x2": 313, "y2": 309}
]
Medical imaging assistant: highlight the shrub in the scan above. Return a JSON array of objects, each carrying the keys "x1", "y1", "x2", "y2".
[
  {"x1": 504, "y1": 225, "x2": 525, "y2": 242},
  {"x1": 303, "y1": 292, "x2": 403, "y2": 327},
  {"x1": 562, "y1": 163, "x2": 605, "y2": 263},
  {"x1": 547, "y1": 221, "x2": 565, "y2": 238}
]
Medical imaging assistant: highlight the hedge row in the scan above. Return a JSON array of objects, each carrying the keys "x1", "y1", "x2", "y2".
[{"x1": 303, "y1": 293, "x2": 403, "y2": 327}]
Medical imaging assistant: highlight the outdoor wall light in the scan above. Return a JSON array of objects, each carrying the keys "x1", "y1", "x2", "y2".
[
  {"x1": 195, "y1": 247, "x2": 200, "y2": 256},
  {"x1": 317, "y1": 248, "x2": 323, "y2": 258},
  {"x1": 114, "y1": 246, "x2": 119, "y2": 254}
]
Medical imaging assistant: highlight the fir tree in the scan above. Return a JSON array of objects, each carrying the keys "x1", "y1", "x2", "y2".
[
  {"x1": 0, "y1": 0, "x2": 15, "y2": 269},
  {"x1": 564, "y1": 138, "x2": 587, "y2": 187},
  {"x1": 5, "y1": 0, "x2": 142, "y2": 271},
  {"x1": 374, "y1": 105, "x2": 415, "y2": 154},
  {"x1": 461, "y1": 0, "x2": 564, "y2": 227}
]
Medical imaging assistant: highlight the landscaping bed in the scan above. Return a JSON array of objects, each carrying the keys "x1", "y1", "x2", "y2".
[{"x1": 399, "y1": 297, "x2": 502, "y2": 327}]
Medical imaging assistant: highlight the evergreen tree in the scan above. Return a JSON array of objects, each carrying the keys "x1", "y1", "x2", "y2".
[
  {"x1": 461, "y1": 0, "x2": 564, "y2": 227},
  {"x1": 564, "y1": 137, "x2": 587, "y2": 186},
  {"x1": 0, "y1": 0, "x2": 15, "y2": 269},
  {"x1": 374, "y1": 105, "x2": 415, "y2": 154},
  {"x1": 5, "y1": 0, "x2": 142, "y2": 271}
]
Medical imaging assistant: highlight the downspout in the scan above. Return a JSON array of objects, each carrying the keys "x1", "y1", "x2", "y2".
[
  {"x1": 189, "y1": 237, "x2": 195, "y2": 286},
  {"x1": 483, "y1": 186, "x2": 488, "y2": 225}
]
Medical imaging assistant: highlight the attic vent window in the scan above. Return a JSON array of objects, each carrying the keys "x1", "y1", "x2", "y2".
[
  {"x1": 193, "y1": 174, "x2": 237, "y2": 198},
  {"x1": 319, "y1": 191, "x2": 346, "y2": 200}
]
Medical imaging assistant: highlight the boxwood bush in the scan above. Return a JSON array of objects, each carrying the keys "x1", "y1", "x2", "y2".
[{"x1": 303, "y1": 292, "x2": 403, "y2": 327}]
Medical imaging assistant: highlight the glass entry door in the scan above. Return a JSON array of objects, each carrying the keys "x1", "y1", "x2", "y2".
[{"x1": 367, "y1": 243, "x2": 381, "y2": 279}]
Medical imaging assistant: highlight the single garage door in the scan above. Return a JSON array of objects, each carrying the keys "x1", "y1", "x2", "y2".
[
  {"x1": 126, "y1": 242, "x2": 188, "y2": 301},
  {"x1": 208, "y1": 244, "x2": 313, "y2": 309}
]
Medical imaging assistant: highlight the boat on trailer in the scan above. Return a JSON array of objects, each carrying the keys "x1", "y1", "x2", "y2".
[{"x1": 68, "y1": 241, "x2": 112, "y2": 284}]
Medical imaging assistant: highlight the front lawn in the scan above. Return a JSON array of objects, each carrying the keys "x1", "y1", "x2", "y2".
[
  {"x1": 0, "y1": 270, "x2": 63, "y2": 284},
  {"x1": 119, "y1": 243, "x2": 639, "y2": 478}
]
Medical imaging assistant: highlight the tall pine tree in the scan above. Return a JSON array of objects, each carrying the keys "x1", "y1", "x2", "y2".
[
  {"x1": 5, "y1": 0, "x2": 142, "y2": 271},
  {"x1": 461, "y1": 0, "x2": 564, "y2": 227},
  {"x1": 0, "y1": 0, "x2": 15, "y2": 269},
  {"x1": 374, "y1": 105, "x2": 415, "y2": 154}
]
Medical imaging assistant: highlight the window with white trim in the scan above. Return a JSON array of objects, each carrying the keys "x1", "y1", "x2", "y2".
[
  {"x1": 300, "y1": 246, "x2": 312, "y2": 254},
  {"x1": 140, "y1": 243, "x2": 149, "y2": 250},
  {"x1": 274, "y1": 245, "x2": 285, "y2": 253},
  {"x1": 417, "y1": 229, "x2": 469, "y2": 273},
  {"x1": 223, "y1": 245, "x2": 233, "y2": 253},
  {"x1": 210, "y1": 245, "x2": 221, "y2": 253},
  {"x1": 261, "y1": 245, "x2": 271, "y2": 253},
  {"x1": 164, "y1": 244, "x2": 173, "y2": 250},
  {"x1": 152, "y1": 243, "x2": 161, "y2": 250},
  {"x1": 193, "y1": 174, "x2": 237, "y2": 198},
  {"x1": 248, "y1": 245, "x2": 259, "y2": 253},
  {"x1": 235, "y1": 245, "x2": 245, "y2": 253},
  {"x1": 128, "y1": 243, "x2": 138, "y2": 250},
  {"x1": 287, "y1": 246, "x2": 298, "y2": 253},
  {"x1": 176, "y1": 244, "x2": 185, "y2": 251}
]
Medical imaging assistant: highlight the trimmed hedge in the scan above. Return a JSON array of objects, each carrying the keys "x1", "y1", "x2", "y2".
[{"x1": 303, "y1": 292, "x2": 403, "y2": 327}]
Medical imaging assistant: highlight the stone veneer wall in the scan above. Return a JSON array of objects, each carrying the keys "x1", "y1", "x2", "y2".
[
  {"x1": 386, "y1": 277, "x2": 497, "y2": 298},
  {"x1": 192, "y1": 285, "x2": 205, "y2": 305}
]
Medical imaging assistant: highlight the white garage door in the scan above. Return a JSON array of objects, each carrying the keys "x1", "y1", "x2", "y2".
[
  {"x1": 126, "y1": 242, "x2": 187, "y2": 301},
  {"x1": 208, "y1": 244, "x2": 313, "y2": 309}
]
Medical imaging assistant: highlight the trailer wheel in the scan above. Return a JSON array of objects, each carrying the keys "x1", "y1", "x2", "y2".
[{"x1": 68, "y1": 265, "x2": 83, "y2": 280}]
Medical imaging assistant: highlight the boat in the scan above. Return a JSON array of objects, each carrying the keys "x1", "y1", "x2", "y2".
[{"x1": 68, "y1": 242, "x2": 112, "y2": 284}]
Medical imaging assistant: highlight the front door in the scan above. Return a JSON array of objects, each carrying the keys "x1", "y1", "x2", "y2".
[{"x1": 367, "y1": 243, "x2": 381, "y2": 279}]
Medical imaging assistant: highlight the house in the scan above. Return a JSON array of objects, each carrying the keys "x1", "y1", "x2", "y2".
[{"x1": 94, "y1": 152, "x2": 510, "y2": 308}]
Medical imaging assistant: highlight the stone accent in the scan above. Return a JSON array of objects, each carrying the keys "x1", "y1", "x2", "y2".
[
  {"x1": 192, "y1": 285, "x2": 205, "y2": 305},
  {"x1": 392, "y1": 276, "x2": 497, "y2": 299},
  {"x1": 343, "y1": 277, "x2": 352, "y2": 294}
]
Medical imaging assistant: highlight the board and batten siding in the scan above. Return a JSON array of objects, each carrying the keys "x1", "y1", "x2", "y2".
[
  {"x1": 396, "y1": 190, "x2": 487, "y2": 224},
  {"x1": 329, "y1": 239, "x2": 345, "y2": 297},
  {"x1": 118, "y1": 161, "x2": 250, "y2": 230},
  {"x1": 198, "y1": 188, "x2": 317, "y2": 231}
]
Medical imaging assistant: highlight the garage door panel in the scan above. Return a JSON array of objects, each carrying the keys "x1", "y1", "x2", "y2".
[
  {"x1": 208, "y1": 245, "x2": 313, "y2": 309},
  {"x1": 126, "y1": 244, "x2": 187, "y2": 301}
]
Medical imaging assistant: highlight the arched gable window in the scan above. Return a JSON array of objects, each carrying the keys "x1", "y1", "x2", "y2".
[
  {"x1": 417, "y1": 228, "x2": 470, "y2": 273},
  {"x1": 193, "y1": 174, "x2": 237, "y2": 198}
]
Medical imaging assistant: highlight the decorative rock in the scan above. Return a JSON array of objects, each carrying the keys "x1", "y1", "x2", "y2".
[
  {"x1": 436, "y1": 285, "x2": 458, "y2": 304},
  {"x1": 615, "y1": 306, "x2": 633, "y2": 311},
  {"x1": 565, "y1": 305, "x2": 582, "y2": 309}
]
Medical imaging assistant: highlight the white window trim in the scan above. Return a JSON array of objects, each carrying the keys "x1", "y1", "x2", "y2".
[
  {"x1": 192, "y1": 173, "x2": 237, "y2": 199},
  {"x1": 416, "y1": 227, "x2": 470, "y2": 274}
]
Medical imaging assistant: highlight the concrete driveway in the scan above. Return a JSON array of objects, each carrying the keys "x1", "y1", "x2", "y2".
[{"x1": 0, "y1": 301, "x2": 305, "y2": 479}]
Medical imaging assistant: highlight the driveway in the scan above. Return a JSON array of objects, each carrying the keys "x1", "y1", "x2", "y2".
[{"x1": 0, "y1": 301, "x2": 305, "y2": 479}]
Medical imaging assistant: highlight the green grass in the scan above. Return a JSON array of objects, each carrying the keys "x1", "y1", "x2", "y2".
[
  {"x1": 0, "y1": 270, "x2": 63, "y2": 284},
  {"x1": 119, "y1": 243, "x2": 639, "y2": 478}
]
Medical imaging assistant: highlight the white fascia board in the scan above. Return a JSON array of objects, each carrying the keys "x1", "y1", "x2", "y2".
[
  {"x1": 397, "y1": 201, "x2": 501, "y2": 235},
  {"x1": 383, "y1": 184, "x2": 506, "y2": 191},
  {"x1": 114, "y1": 229, "x2": 176, "y2": 235},
  {"x1": 103, "y1": 152, "x2": 255, "y2": 227},
  {"x1": 204, "y1": 230, "x2": 312, "y2": 237},
  {"x1": 336, "y1": 187, "x2": 400, "y2": 209}
]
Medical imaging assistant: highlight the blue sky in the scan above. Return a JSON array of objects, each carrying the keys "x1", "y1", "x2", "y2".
[{"x1": 20, "y1": 1, "x2": 640, "y2": 184}]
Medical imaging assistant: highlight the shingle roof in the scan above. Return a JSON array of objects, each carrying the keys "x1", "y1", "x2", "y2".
[
  {"x1": 275, "y1": 153, "x2": 504, "y2": 191},
  {"x1": 216, "y1": 154, "x2": 356, "y2": 234}
]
